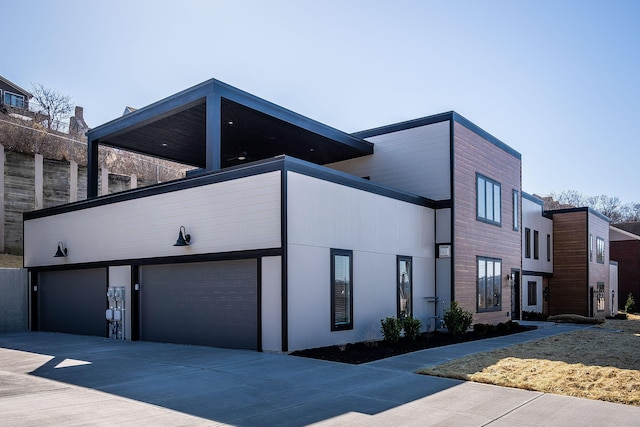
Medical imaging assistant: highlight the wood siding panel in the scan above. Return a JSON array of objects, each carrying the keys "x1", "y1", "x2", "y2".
[
  {"x1": 326, "y1": 121, "x2": 451, "y2": 200},
  {"x1": 452, "y1": 122, "x2": 522, "y2": 324},
  {"x1": 549, "y1": 211, "x2": 588, "y2": 315}
]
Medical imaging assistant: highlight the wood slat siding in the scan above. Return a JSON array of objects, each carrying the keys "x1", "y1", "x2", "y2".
[
  {"x1": 549, "y1": 211, "x2": 588, "y2": 315},
  {"x1": 610, "y1": 240, "x2": 640, "y2": 310},
  {"x1": 325, "y1": 121, "x2": 451, "y2": 200},
  {"x1": 24, "y1": 171, "x2": 282, "y2": 267},
  {"x1": 452, "y1": 122, "x2": 521, "y2": 324}
]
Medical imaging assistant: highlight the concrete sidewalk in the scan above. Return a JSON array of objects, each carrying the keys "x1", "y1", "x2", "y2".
[{"x1": 0, "y1": 325, "x2": 637, "y2": 426}]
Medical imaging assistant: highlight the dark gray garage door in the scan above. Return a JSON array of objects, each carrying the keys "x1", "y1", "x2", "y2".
[
  {"x1": 140, "y1": 259, "x2": 258, "y2": 349},
  {"x1": 39, "y1": 268, "x2": 107, "y2": 336}
]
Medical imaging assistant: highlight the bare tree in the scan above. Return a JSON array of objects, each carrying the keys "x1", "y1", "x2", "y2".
[{"x1": 30, "y1": 83, "x2": 73, "y2": 131}]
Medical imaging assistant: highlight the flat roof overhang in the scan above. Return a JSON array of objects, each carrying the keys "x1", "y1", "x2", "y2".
[{"x1": 86, "y1": 79, "x2": 373, "y2": 197}]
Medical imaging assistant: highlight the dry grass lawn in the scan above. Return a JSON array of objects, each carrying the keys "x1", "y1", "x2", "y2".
[
  {"x1": 419, "y1": 314, "x2": 640, "y2": 406},
  {"x1": 0, "y1": 254, "x2": 23, "y2": 268}
]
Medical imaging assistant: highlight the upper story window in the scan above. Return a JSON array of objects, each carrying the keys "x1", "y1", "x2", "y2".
[
  {"x1": 590, "y1": 234, "x2": 594, "y2": 262},
  {"x1": 476, "y1": 174, "x2": 501, "y2": 226},
  {"x1": 3, "y1": 91, "x2": 25, "y2": 108},
  {"x1": 512, "y1": 190, "x2": 519, "y2": 231},
  {"x1": 533, "y1": 230, "x2": 539, "y2": 260},
  {"x1": 524, "y1": 228, "x2": 531, "y2": 258},
  {"x1": 596, "y1": 237, "x2": 605, "y2": 264},
  {"x1": 546, "y1": 234, "x2": 551, "y2": 262}
]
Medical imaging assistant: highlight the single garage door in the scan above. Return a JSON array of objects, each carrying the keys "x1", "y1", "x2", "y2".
[
  {"x1": 140, "y1": 259, "x2": 258, "y2": 349},
  {"x1": 38, "y1": 268, "x2": 107, "y2": 336}
]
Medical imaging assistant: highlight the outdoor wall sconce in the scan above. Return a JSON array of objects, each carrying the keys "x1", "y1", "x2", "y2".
[
  {"x1": 54, "y1": 241, "x2": 68, "y2": 257},
  {"x1": 173, "y1": 226, "x2": 191, "y2": 246}
]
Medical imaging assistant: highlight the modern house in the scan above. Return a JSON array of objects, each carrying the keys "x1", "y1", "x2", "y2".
[
  {"x1": 24, "y1": 78, "x2": 524, "y2": 352},
  {"x1": 0, "y1": 75, "x2": 31, "y2": 112},
  {"x1": 610, "y1": 222, "x2": 640, "y2": 309},
  {"x1": 520, "y1": 193, "x2": 553, "y2": 316}
]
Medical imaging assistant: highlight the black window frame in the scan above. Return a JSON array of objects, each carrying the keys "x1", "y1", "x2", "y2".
[
  {"x1": 533, "y1": 230, "x2": 539, "y2": 260},
  {"x1": 524, "y1": 228, "x2": 531, "y2": 259},
  {"x1": 527, "y1": 281, "x2": 538, "y2": 306},
  {"x1": 546, "y1": 234, "x2": 551, "y2": 262},
  {"x1": 397, "y1": 255, "x2": 413, "y2": 319},
  {"x1": 596, "y1": 237, "x2": 605, "y2": 264},
  {"x1": 330, "y1": 248, "x2": 353, "y2": 331},
  {"x1": 512, "y1": 189, "x2": 519, "y2": 231},
  {"x1": 590, "y1": 234, "x2": 594, "y2": 262},
  {"x1": 476, "y1": 173, "x2": 502, "y2": 226},
  {"x1": 477, "y1": 256, "x2": 502, "y2": 313}
]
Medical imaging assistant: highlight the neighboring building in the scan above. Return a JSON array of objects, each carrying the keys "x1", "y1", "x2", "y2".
[
  {"x1": 0, "y1": 76, "x2": 31, "y2": 111},
  {"x1": 520, "y1": 193, "x2": 553, "y2": 316},
  {"x1": 610, "y1": 223, "x2": 640, "y2": 309},
  {"x1": 23, "y1": 78, "x2": 523, "y2": 352},
  {"x1": 545, "y1": 208, "x2": 612, "y2": 319}
]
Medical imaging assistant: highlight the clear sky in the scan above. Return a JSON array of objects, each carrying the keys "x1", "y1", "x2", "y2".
[{"x1": 4, "y1": 0, "x2": 639, "y2": 202}]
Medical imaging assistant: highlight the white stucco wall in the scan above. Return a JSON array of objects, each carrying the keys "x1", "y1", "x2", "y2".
[
  {"x1": 24, "y1": 172, "x2": 282, "y2": 267},
  {"x1": 522, "y1": 274, "x2": 543, "y2": 313},
  {"x1": 522, "y1": 194, "x2": 553, "y2": 274},
  {"x1": 285, "y1": 171, "x2": 436, "y2": 351}
]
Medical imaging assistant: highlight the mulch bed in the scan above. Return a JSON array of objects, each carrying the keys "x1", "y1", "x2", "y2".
[{"x1": 290, "y1": 325, "x2": 535, "y2": 364}]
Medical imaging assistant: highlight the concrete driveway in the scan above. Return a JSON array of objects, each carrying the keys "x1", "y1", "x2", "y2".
[{"x1": 0, "y1": 328, "x2": 638, "y2": 426}]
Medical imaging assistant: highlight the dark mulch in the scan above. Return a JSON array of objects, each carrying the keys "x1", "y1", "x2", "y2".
[{"x1": 290, "y1": 325, "x2": 536, "y2": 364}]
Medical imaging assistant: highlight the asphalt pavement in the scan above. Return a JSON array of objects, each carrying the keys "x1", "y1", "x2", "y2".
[{"x1": 0, "y1": 324, "x2": 638, "y2": 426}]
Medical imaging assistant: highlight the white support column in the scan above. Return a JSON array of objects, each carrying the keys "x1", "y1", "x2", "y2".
[
  {"x1": 130, "y1": 174, "x2": 137, "y2": 190},
  {"x1": 34, "y1": 154, "x2": 43, "y2": 210},
  {"x1": 101, "y1": 167, "x2": 109, "y2": 196},
  {"x1": 69, "y1": 160, "x2": 78, "y2": 202}
]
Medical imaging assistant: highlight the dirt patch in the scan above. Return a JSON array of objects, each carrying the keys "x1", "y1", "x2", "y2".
[
  {"x1": 0, "y1": 254, "x2": 23, "y2": 268},
  {"x1": 419, "y1": 314, "x2": 640, "y2": 406},
  {"x1": 290, "y1": 325, "x2": 533, "y2": 364}
]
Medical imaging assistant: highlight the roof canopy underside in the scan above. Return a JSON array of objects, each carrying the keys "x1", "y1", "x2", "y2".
[{"x1": 88, "y1": 79, "x2": 373, "y2": 169}]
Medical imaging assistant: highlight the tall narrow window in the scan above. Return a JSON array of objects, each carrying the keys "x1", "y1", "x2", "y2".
[
  {"x1": 596, "y1": 237, "x2": 605, "y2": 264},
  {"x1": 597, "y1": 282, "x2": 605, "y2": 311},
  {"x1": 512, "y1": 190, "x2": 519, "y2": 231},
  {"x1": 546, "y1": 234, "x2": 551, "y2": 262},
  {"x1": 590, "y1": 234, "x2": 594, "y2": 262},
  {"x1": 524, "y1": 228, "x2": 531, "y2": 258},
  {"x1": 476, "y1": 174, "x2": 501, "y2": 226},
  {"x1": 477, "y1": 256, "x2": 502, "y2": 312},
  {"x1": 397, "y1": 256, "x2": 412, "y2": 319},
  {"x1": 527, "y1": 281, "x2": 538, "y2": 306},
  {"x1": 533, "y1": 230, "x2": 539, "y2": 260},
  {"x1": 331, "y1": 249, "x2": 353, "y2": 331}
]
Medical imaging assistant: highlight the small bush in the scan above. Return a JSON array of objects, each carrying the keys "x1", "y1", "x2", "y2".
[
  {"x1": 402, "y1": 317, "x2": 422, "y2": 341},
  {"x1": 496, "y1": 322, "x2": 508, "y2": 333},
  {"x1": 380, "y1": 317, "x2": 402, "y2": 343},
  {"x1": 625, "y1": 293, "x2": 636, "y2": 314},
  {"x1": 522, "y1": 310, "x2": 548, "y2": 321},
  {"x1": 473, "y1": 323, "x2": 488, "y2": 335},
  {"x1": 443, "y1": 301, "x2": 473, "y2": 336}
]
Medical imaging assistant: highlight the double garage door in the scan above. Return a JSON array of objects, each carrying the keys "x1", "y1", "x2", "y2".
[
  {"x1": 140, "y1": 259, "x2": 258, "y2": 349},
  {"x1": 38, "y1": 259, "x2": 258, "y2": 350}
]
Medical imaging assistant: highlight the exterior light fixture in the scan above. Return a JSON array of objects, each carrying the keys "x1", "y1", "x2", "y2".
[
  {"x1": 173, "y1": 226, "x2": 191, "y2": 246},
  {"x1": 54, "y1": 241, "x2": 68, "y2": 257}
]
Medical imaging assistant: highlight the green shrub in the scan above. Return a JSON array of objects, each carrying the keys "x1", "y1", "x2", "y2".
[
  {"x1": 625, "y1": 293, "x2": 636, "y2": 314},
  {"x1": 380, "y1": 317, "x2": 402, "y2": 343},
  {"x1": 443, "y1": 301, "x2": 473, "y2": 336},
  {"x1": 473, "y1": 323, "x2": 488, "y2": 335},
  {"x1": 506, "y1": 320, "x2": 519, "y2": 331},
  {"x1": 522, "y1": 310, "x2": 548, "y2": 321},
  {"x1": 402, "y1": 317, "x2": 422, "y2": 341},
  {"x1": 496, "y1": 322, "x2": 508, "y2": 333}
]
